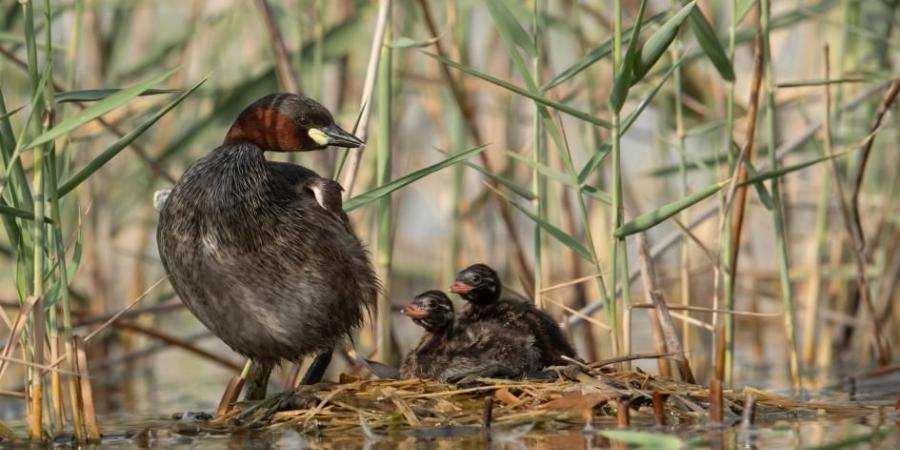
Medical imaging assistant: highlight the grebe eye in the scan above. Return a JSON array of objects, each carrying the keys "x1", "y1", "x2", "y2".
[{"x1": 471, "y1": 274, "x2": 482, "y2": 283}]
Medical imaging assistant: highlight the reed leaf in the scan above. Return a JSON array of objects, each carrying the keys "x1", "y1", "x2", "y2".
[
  {"x1": 0, "y1": 204, "x2": 51, "y2": 222},
  {"x1": 0, "y1": 105, "x2": 24, "y2": 122},
  {"x1": 615, "y1": 183, "x2": 721, "y2": 238},
  {"x1": 422, "y1": 52, "x2": 612, "y2": 128},
  {"x1": 55, "y1": 88, "x2": 182, "y2": 103},
  {"x1": 462, "y1": 161, "x2": 535, "y2": 200},
  {"x1": 507, "y1": 151, "x2": 577, "y2": 187},
  {"x1": 622, "y1": 61, "x2": 681, "y2": 132},
  {"x1": 541, "y1": 11, "x2": 667, "y2": 91},
  {"x1": 687, "y1": 7, "x2": 735, "y2": 81},
  {"x1": 24, "y1": 68, "x2": 178, "y2": 150},
  {"x1": 487, "y1": 184, "x2": 593, "y2": 262},
  {"x1": 58, "y1": 77, "x2": 205, "y2": 196},
  {"x1": 484, "y1": 0, "x2": 536, "y2": 56},
  {"x1": 610, "y1": 0, "x2": 648, "y2": 111},
  {"x1": 583, "y1": 185, "x2": 612, "y2": 204},
  {"x1": 615, "y1": 150, "x2": 855, "y2": 237},
  {"x1": 344, "y1": 145, "x2": 487, "y2": 212},
  {"x1": 632, "y1": 1, "x2": 696, "y2": 82},
  {"x1": 577, "y1": 144, "x2": 611, "y2": 185}
]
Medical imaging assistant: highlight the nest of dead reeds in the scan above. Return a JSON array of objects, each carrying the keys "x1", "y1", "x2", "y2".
[{"x1": 174, "y1": 368, "x2": 873, "y2": 436}]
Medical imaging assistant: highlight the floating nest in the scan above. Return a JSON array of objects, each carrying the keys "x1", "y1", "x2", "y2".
[{"x1": 172, "y1": 367, "x2": 872, "y2": 437}]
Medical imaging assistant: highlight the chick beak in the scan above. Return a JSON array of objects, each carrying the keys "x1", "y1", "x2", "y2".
[
  {"x1": 322, "y1": 124, "x2": 364, "y2": 148},
  {"x1": 401, "y1": 304, "x2": 428, "y2": 320},
  {"x1": 449, "y1": 281, "x2": 473, "y2": 295}
]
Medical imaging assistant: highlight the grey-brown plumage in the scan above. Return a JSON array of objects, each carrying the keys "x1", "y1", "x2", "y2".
[
  {"x1": 157, "y1": 93, "x2": 377, "y2": 368},
  {"x1": 399, "y1": 291, "x2": 541, "y2": 381},
  {"x1": 450, "y1": 264, "x2": 578, "y2": 367}
]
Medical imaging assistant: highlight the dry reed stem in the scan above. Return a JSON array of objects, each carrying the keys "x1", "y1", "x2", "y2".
[
  {"x1": 0, "y1": 390, "x2": 26, "y2": 399},
  {"x1": 49, "y1": 335, "x2": 63, "y2": 433},
  {"x1": 542, "y1": 295, "x2": 611, "y2": 331},
  {"x1": 717, "y1": 21, "x2": 766, "y2": 386},
  {"x1": 741, "y1": 393, "x2": 756, "y2": 429},
  {"x1": 253, "y1": 0, "x2": 302, "y2": 94},
  {"x1": 709, "y1": 377, "x2": 722, "y2": 423},
  {"x1": 64, "y1": 339, "x2": 84, "y2": 442},
  {"x1": 81, "y1": 276, "x2": 166, "y2": 343},
  {"x1": 0, "y1": 355, "x2": 79, "y2": 376},
  {"x1": 113, "y1": 321, "x2": 243, "y2": 372},
  {"x1": 71, "y1": 299, "x2": 181, "y2": 327},
  {"x1": 849, "y1": 79, "x2": 900, "y2": 245},
  {"x1": 636, "y1": 234, "x2": 694, "y2": 383},
  {"x1": 821, "y1": 46, "x2": 891, "y2": 366},
  {"x1": 73, "y1": 336, "x2": 100, "y2": 442},
  {"x1": 652, "y1": 390, "x2": 666, "y2": 426},
  {"x1": 29, "y1": 296, "x2": 45, "y2": 440},
  {"x1": 630, "y1": 303, "x2": 780, "y2": 317},
  {"x1": 340, "y1": 0, "x2": 391, "y2": 196},
  {"x1": 416, "y1": 0, "x2": 534, "y2": 290},
  {"x1": 482, "y1": 396, "x2": 494, "y2": 441},
  {"x1": 540, "y1": 273, "x2": 606, "y2": 293},
  {"x1": 615, "y1": 396, "x2": 630, "y2": 427},
  {"x1": 216, "y1": 376, "x2": 245, "y2": 417},
  {"x1": 0, "y1": 295, "x2": 40, "y2": 383}
]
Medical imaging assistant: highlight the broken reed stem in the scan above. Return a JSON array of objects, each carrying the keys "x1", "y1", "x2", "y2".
[
  {"x1": 49, "y1": 336, "x2": 63, "y2": 433},
  {"x1": 709, "y1": 377, "x2": 723, "y2": 424},
  {"x1": 802, "y1": 163, "x2": 830, "y2": 365},
  {"x1": 73, "y1": 336, "x2": 100, "y2": 442},
  {"x1": 741, "y1": 393, "x2": 757, "y2": 429},
  {"x1": 64, "y1": 339, "x2": 84, "y2": 442},
  {"x1": 482, "y1": 396, "x2": 493, "y2": 442},
  {"x1": 216, "y1": 376, "x2": 245, "y2": 417},
  {"x1": 821, "y1": 45, "x2": 891, "y2": 366},
  {"x1": 29, "y1": 297, "x2": 45, "y2": 441},
  {"x1": 636, "y1": 234, "x2": 694, "y2": 383},
  {"x1": 652, "y1": 390, "x2": 666, "y2": 427},
  {"x1": 416, "y1": 0, "x2": 534, "y2": 291},
  {"x1": 615, "y1": 396, "x2": 630, "y2": 427}
]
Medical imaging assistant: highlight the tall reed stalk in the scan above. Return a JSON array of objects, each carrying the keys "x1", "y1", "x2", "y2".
[
  {"x1": 607, "y1": 0, "x2": 625, "y2": 358},
  {"x1": 759, "y1": 0, "x2": 801, "y2": 389},
  {"x1": 670, "y1": 1, "x2": 690, "y2": 362},
  {"x1": 375, "y1": 10, "x2": 393, "y2": 366},
  {"x1": 720, "y1": 0, "x2": 739, "y2": 388},
  {"x1": 532, "y1": 0, "x2": 545, "y2": 309}
]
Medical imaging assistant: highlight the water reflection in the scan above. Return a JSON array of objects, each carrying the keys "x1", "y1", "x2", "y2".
[{"x1": 3, "y1": 411, "x2": 894, "y2": 450}]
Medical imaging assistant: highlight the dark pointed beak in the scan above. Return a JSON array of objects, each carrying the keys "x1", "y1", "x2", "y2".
[
  {"x1": 323, "y1": 124, "x2": 364, "y2": 148},
  {"x1": 449, "y1": 281, "x2": 473, "y2": 295},
  {"x1": 401, "y1": 304, "x2": 428, "y2": 320}
]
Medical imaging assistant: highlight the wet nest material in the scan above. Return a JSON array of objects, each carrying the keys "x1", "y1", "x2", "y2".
[{"x1": 187, "y1": 368, "x2": 872, "y2": 436}]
